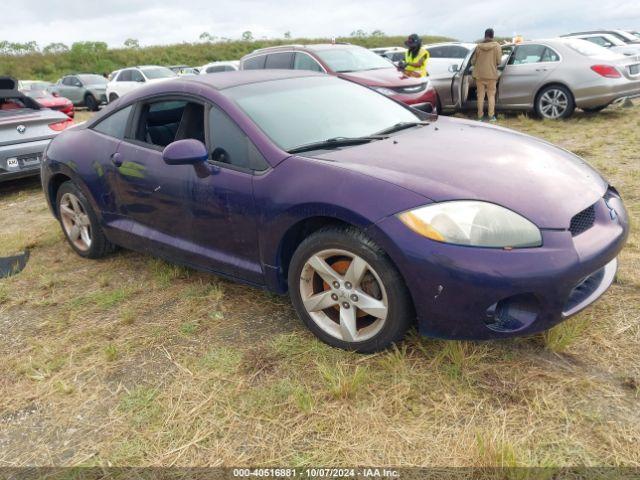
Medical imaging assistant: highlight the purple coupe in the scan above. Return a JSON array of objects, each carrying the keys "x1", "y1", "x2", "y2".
[{"x1": 41, "y1": 70, "x2": 629, "y2": 352}]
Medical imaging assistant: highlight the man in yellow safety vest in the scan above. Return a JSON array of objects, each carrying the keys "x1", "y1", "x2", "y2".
[{"x1": 401, "y1": 34, "x2": 429, "y2": 78}]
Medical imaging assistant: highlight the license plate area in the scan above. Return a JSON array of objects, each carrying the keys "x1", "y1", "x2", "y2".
[
  {"x1": 629, "y1": 64, "x2": 640, "y2": 75},
  {"x1": 18, "y1": 154, "x2": 42, "y2": 167}
]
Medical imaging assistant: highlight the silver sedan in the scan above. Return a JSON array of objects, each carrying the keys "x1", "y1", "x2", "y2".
[
  {"x1": 431, "y1": 38, "x2": 640, "y2": 119},
  {"x1": 1, "y1": 77, "x2": 71, "y2": 182}
]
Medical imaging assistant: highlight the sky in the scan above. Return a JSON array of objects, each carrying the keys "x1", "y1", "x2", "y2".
[{"x1": 4, "y1": 0, "x2": 640, "y2": 47}]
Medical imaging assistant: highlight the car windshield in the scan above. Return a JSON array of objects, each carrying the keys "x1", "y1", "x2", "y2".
[
  {"x1": 564, "y1": 39, "x2": 623, "y2": 58},
  {"x1": 25, "y1": 90, "x2": 50, "y2": 99},
  {"x1": 141, "y1": 67, "x2": 177, "y2": 79},
  {"x1": 224, "y1": 76, "x2": 420, "y2": 151},
  {"x1": 314, "y1": 47, "x2": 394, "y2": 73},
  {"x1": 78, "y1": 74, "x2": 107, "y2": 85}
]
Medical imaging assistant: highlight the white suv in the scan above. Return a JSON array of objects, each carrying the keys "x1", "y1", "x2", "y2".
[{"x1": 106, "y1": 65, "x2": 177, "y2": 102}]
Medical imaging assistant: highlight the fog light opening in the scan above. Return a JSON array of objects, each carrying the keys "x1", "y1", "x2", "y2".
[{"x1": 484, "y1": 293, "x2": 540, "y2": 333}]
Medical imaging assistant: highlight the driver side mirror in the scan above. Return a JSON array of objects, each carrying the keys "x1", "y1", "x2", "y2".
[
  {"x1": 162, "y1": 139, "x2": 208, "y2": 165},
  {"x1": 137, "y1": 77, "x2": 146, "y2": 83},
  {"x1": 448, "y1": 64, "x2": 460, "y2": 73}
]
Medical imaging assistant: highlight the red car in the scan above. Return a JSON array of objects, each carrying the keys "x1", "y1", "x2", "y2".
[
  {"x1": 22, "y1": 87, "x2": 74, "y2": 118},
  {"x1": 240, "y1": 43, "x2": 439, "y2": 112}
]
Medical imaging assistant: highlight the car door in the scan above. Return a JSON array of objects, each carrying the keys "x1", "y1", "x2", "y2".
[
  {"x1": 115, "y1": 69, "x2": 137, "y2": 96},
  {"x1": 449, "y1": 48, "x2": 475, "y2": 108},
  {"x1": 112, "y1": 96, "x2": 264, "y2": 283},
  {"x1": 497, "y1": 44, "x2": 560, "y2": 107},
  {"x1": 59, "y1": 76, "x2": 83, "y2": 104}
]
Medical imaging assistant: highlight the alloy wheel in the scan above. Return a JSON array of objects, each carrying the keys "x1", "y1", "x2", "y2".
[
  {"x1": 299, "y1": 249, "x2": 388, "y2": 343},
  {"x1": 538, "y1": 89, "x2": 569, "y2": 119},
  {"x1": 59, "y1": 192, "x2": 92, "y2": 252}
]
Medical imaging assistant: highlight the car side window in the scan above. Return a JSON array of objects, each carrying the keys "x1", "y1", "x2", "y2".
[
  {"x1": 540, "y1": 47, "x2": 560, "y2": 62},
  {"x1": 62, "y1": 77, "x2": 74, "y2": 86},
  {"x1": 131, "y1": 70, "x2": 145, "y2": 82},
  {"x1": 452, "y1": 46, "x2": 470, "y2": 58},
  {"x1": 508, "y1": 44, "x2": 547, "y2": 65},
  {"x1": 428, "y1": 47, "x2": 444, "y2": 58},
  {"x1": 133, "y1": 100, "x2": 205, "y2": 148},
  {"x1": 243, "y1": 56, "x2": 267, "y2": 70},
  {"x1": 92, "y1": 105, "x2": 133, "y2": 139},
  {"x1": 206, "y1": 65, "x2": 228, "y2": 73},
  {"x1": 117, "y1": 70, "x2": 132, "y2": 82},
  {"x1": 293, "y1": 53, "x2": 323, "y2": 72},
  {"x1": 208, "y1": 106, "x2": 268, "y2": 172},
  {"x1": 265, "y1": 53, "x2": 294, "y2": 69}
]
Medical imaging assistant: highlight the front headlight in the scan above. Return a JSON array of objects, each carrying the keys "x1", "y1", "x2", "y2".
[
  {"x1": 398, "y1": 201, "x2": 542, "y2": 248},
  {"x1": 373, "y1": 87, "x2": 396, "y2": 96}
]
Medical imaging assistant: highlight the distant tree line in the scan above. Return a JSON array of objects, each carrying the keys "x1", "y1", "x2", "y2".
[{"x1": 0, "y1": 32, "x2": 454, "y2": 81}]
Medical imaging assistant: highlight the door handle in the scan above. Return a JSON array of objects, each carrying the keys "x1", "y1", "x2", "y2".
[
  {"x1": 110, "y1": 152, "x2": 123, "y2": 167},
  {"x1": 535, "y1": 68, "x2": 547, "y2": 72}
]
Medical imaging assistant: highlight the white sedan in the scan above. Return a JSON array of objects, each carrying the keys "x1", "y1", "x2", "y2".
[
  {"x1": 563, "y1": 33, "x2": 640, "y2": 56},
  {"x1": 106, "y1": 66, "x2": 177, "y2": 103}
]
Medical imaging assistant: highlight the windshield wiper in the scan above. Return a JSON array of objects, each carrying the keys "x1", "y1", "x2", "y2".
[
  {"x1": 373, "y1": 121, "x2": 430, "y2": 136},
  {"x1": 287, "y1": 136, "x2": 387, "y2": 154}
]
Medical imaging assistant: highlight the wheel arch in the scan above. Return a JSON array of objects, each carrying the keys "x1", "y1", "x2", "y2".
[
  {"x1": 46, "y1": 172, "x2": 73, "y2": 218},
  {"x1": 274, "y1": 216, "x2": 356, "y2": 292},
  {"x1": 44, "y1": 165, "x2": 102, "y2": 222}
]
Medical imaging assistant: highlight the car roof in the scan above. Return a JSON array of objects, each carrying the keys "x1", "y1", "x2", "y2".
[
  {"x1": 184, "y1": 69, "x2": 326, "y2": 90},
  {"x1": 424, "y1": 42, "x2": 475, "y2": 48},
  {"x1": 246, "y1": 43, "x2": 356, "y2": 56}
]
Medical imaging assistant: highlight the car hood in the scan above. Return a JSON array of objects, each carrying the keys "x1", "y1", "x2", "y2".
[
  {"x1": 338, "y1": 68, "x2": 424, "y2": 88},
  {"x1": 311, "y1": 116, "x2": 607, "y2": 229}
]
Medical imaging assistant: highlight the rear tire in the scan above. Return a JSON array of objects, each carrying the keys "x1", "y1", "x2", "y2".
[
  {"x1": 56, "y1": 181, "x2": 116, "y2": 259},
  {"x1": 535, "y1": 85, "x2": 575, "y2": 120},
  {"x1": 288, "y1": 226, "x2": 413, "y2": 352},
  {"x1": 85, "y1": 94, "x2": 99, "y2": 111}
]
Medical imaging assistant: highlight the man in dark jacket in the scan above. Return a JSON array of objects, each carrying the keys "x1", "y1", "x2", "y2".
[{"x1": 472, "y1": 28, "x2": 502, "y2": 121}]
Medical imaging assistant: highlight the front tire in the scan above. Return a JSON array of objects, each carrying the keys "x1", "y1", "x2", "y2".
[
  {"x1": 56, "y1": 181, "x2": 115, "y2": 259},
  {"x1": 288, "y1": 227, "x2": 413, "y2": 352},
  {"x1": 85, "y1": 94, "x2": 99, "y2": 111},
  {"x1": 535, "y1": 85, "x2": 575, "y2": 119}
]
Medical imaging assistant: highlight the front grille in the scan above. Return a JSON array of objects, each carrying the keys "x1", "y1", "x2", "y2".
[
  {"x1": 390, "y1": 83, "x2": 427, "y2": 95},
  {"x1": 569, "y1": 204, "x2": 595, "y2": 236}
]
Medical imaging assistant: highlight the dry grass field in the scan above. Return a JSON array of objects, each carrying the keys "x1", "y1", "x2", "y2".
[{"x1": 0, "y1": 104, "x2": 638, "y2": 468}]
